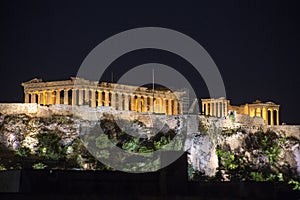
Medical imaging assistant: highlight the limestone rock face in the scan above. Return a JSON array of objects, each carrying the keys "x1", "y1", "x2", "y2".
[
  {"x1": 224, "y1": 132, "x2": 246, "y2": 151},
  {"x1": 292, "y1": 144, "x2": 300, "y2": 176},
  {"x1": 0, "y1": 103, "x2": 299, "y2": 180},
  {"x1": 0, "y1": 114, "x2": 79, "y2": 152},
  {"x1": 189, "y1": 134, "x2": 218, "y2": 177}
]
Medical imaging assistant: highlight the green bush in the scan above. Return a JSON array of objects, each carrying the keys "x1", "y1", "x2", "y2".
[
  {"x1": 288, "y1": 179, "x2": 300, "y2": 191},
  {"x1": 16, "y1": 147, "x2": 31, "y2": 157},
  {"x1": 35, "y1": 132, "x2": 66, "y2": 160},
  {"x1": 217, "y1": 149, "x2": 238, "y2": 170},
  {"x1": 32, "y1": 162, "x2": 47, "y2": 170},
  {"x1": 122, "y1": 138, "x2": 139, "y2": 152},
  {"x1": 250, "y1": 172, "x2": 265, "y2": 182}
]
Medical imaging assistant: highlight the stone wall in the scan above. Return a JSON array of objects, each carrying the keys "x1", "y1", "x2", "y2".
[
  {"x1": 0, "y1": 103, "x2": 39, "y2": 115},
  {"x1": 0, "y1": 103, "x2": 296, "y2": 134},
  {"x1": 0, "y1": 103, "x2": 140, "y2": 121}
]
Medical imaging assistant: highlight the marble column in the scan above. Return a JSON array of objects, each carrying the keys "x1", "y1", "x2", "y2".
[
  {"x1": 91, "y1": 89, "x2": 96, "y2": 108},
  {"x1": 155, "y1": 98, "x2": 161, "y2": 113},
  {"x1": 78, "y1": 89, "x2": 83, "y2": 105},
  {"x1": 262, "y1": 107, "x2": 267, "y2": 124},
  {"x1": 214, "y1": 102, "x2": 216, "y2": 117},
  {"x1": 206, "y1": 103, "x2": 209, "y2": 115},
  {"x1": 142, "y1": 96, "x2": 148, "y2": 112},
  {"x1": 204, "y1": 103, "x2": 207, "y2": 115},
  {"x1": 162, "y1": 98, "x2": 167, "y2": 114},
  {"x1": 47, "y1": 91, "x2": 52, "y2": 105},
  {"x1": 37, "y1": 93, "x2": 41, "y2": 104},
  {"x1": 130, "y1": 95, "x2": 135, "y2": 111},
  {"x1": 276, "y1": 109, "x2": 279, "y2": 125},
  {"x1": 136, "y1": 95, "x2": 141, "y2": 112},
  {"x1": 24, "y1": 93, "x2": 30, "y2": 103},
  {"x1": 111, "y1": 92, "x2": 116, "y2": 108},
  {"x1": 40, "y1": 92, "x2": 45, "y2": 105},
  {"x1": 118, "y1": 93, "x2": 123, "y2": 110},
  {"x1": 270, "y1": 109, "x2": 274, "y2": 125},
  {"x1": 149, "y1": 97, "x2": 153, "y2": 112},
  {"x1": 72, "y1": 89, "x2": 76, "y2": 105},
  {"x1": 97, "y1": 90, "x2": 102, "y2": 106},
  {"x1": 124, "y1": 93, "x2": 129, "y2": 110},
  {"x1": 30, "y1": 93, "x2": 36, "y2": 103},
  {"x1": 209, "y1": 103, "x2": 213, "y2": 116},
  {"x1": 64, "y1": 90, "x2": 69, "y2": 105},
  {"x1": 84, "y1": 89, "x2": 89, "y2": 105},
  {"x1": 56, "y1": 90, "x2": 61, "y2": 105},
  {"x1": 168, "y1": 99, "x2": 172, "y2": 115},
  {"x1": 173, "y1": 99, "x2": 178, "y2": 115},
  {"x1": 160, "y1": 98, "x2": 164, "y2": 113},
  {"x1": 104, "y1": 91, "x2": 110, "y2": 106}
]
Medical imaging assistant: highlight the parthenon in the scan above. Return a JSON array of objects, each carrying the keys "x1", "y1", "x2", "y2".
[
  {"x1": 21, "y1": 77, "x2": 188, "y2": 115},
  {"x1": 201, "y1": 98, "x2": 280, "y2": 125}
]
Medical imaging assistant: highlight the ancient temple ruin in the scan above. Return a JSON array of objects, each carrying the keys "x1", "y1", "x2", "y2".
[
  {"x1": 201, "y1": 97, "x2": 280, "y2": 125},
  {"x1": 201, "y1": 97, "x2": 229, "y2": 118},
  {"x1": 22, "y1": 77, "x2": 188, "y2": 115},
  {"x1": 22, "y1": 77, "x2": 280, "y2": 124}
]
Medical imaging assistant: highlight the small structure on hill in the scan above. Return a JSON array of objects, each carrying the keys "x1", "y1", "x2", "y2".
[{"x1": 201, "y1": 98, "x2": 280, "y2": 125}]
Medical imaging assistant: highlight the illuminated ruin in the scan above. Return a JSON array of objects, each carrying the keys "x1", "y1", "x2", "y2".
[
  {"x1": 201, "y1": 98, "x2": 280, "y2": 125},
  {"x1": 21, "y1": 77, "x2": 188, "y2": 115},
  {"x1": 22, "y1": 78, "x2": 280, "y2": 125}
]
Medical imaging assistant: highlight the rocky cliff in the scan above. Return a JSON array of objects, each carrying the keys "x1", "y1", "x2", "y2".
[{"x1": 0, "y1": 103, "x2": 299, "y2": 190}]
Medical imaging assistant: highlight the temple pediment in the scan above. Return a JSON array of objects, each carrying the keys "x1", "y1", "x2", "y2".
[{"x1": 23, "y1": 78, "x2": 43, "y2": 84}]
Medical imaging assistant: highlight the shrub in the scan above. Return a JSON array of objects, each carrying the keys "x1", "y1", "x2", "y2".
[
  {"x1": 32, "y1": 162, "x2": 47, "y2": 170},
  {"x1": 35, "y1": 132, "x2": 66, "y2": 160},
  {"x1": 217, "y1": 149, "x2": 238, "y2": 170},
  {"x1": 16, "y1": 147, "x2": 31, "y2": 157},
  {"x1": 288, "y1": 179, "x2": 300, "y2": 191}
]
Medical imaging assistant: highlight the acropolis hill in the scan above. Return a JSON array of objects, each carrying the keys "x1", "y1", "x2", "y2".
[{"x1": 0, "y1": 77, "x2": 299, "y2": 185}]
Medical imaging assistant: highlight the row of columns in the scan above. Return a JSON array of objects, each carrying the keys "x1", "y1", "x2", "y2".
[
  {"x1": 249, "y1": 107, "x2": 279, "y2": 125},
  {"x1": 270, "y1": 109, "x2": 279, "y2": 125},
  {"x1": 25, "y1": 90, "x2": 69, "y2": 105},
  {"x1": 202, "y1": 101, "x2": 228, "y2": 117},
  {"x1": 24, "y1": 89, "x2": 180, "y2": 115}
]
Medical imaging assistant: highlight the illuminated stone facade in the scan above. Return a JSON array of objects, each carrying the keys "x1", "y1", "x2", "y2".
[
  {"x1": 22, "y1": 77, "x2": 187, "y2": 115},
  {"x1": 201, "y1": 97, "x2": 229, "y2": 117},
  {"x1": 202, "y1": 98, "x2": 280, "y2": 125}
]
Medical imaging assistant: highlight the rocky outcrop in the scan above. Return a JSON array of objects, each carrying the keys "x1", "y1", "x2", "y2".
[
  {"x1": 189, "y1": 133, "x2": 218, "y2": 176},
  {"x1": 0, "y1": 103, "x2": 299, "y2": 182}
]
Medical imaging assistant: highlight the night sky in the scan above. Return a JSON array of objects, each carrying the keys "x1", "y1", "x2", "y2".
[{"x1": 0, "y1": 1, "x2": 299, "y2": 124}]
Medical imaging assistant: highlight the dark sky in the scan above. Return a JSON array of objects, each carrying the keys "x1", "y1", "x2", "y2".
[{"x1": 0, "y1": 1, "x2": 299, "y2": 124}]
